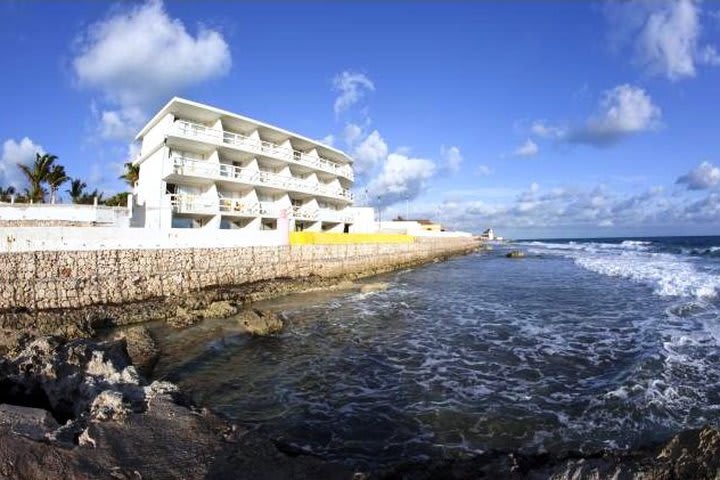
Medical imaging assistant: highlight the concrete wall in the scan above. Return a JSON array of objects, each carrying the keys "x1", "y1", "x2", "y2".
[
  {"x1": 0, "y1": 203, "x2": 130, "y2": 227},
  {"x1": 0, "y1": 237, "x2": 479, "y2": 316},
  {"x1": 0, "y1": 227, "x2": 287, "y2": 253}
]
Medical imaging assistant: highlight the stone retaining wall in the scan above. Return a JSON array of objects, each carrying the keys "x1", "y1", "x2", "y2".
[{"x1": 0, "y1": 237, "x2": 480, "y2": 332}]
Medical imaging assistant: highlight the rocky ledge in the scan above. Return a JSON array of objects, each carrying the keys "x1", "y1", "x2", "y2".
[
  {"x1": 0, "y1": 334, "x2": 719, "y2": 479},
  {"x1": 0, "y1": 334, "x2": 354, "y2": 480}
]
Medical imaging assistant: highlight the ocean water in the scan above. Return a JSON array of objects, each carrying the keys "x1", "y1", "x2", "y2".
[{"x1": 152, "y1": 236, "x2": 720, "y2": 470}]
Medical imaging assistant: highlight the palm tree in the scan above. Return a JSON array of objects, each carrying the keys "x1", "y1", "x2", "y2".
[
  {"x1": 66, "y1": 178, "x2": 87, "y2": 204},
  {"x1": 78, "y1": 189, "x2": 104, "y2": 205},
  {"x1": 0, "y1": 186, "x2": 15, "y2": 202},
  {"x1": 46, "y1": 164, "x2": 69, "y2": 204},
  {"x1": 17, "y1": 153, "x2": 57, "y2": 203},
  {"x1": 119, "y1": 162, "x2": 139, "y2": 188}
]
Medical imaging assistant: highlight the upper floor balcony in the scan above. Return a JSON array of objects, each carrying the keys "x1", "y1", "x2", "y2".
[
  {"x1": 168, "y1": 156, "x2": 353, "y2": 203},
  {"x1": 170, "y1": 120, "x2": 354, "y2": 182}
]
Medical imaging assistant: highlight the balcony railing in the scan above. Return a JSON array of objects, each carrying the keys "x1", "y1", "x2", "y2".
[
  {"x1": 168, "y1": 194, "x2": 217, "y2": 215},
  {"x1": 169, "y1": 194, "x2": 353, "y2": 223},
  {"x1": 292, "y1": 205, "x2": 319, "y2": 221},
  {"x1": 170, "y1": 156, "x2": 353, "y2": 202},
  {"x1": 172, "y1": 120, "x2": 354, "y2": 181},
  {"x1": 218, "y1": 198, "x2": 260, "y2": 216}
]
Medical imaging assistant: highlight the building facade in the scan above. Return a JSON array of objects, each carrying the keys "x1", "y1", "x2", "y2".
[{"x1": 132, "y1": 98, "x2": 355, "y2": 233}]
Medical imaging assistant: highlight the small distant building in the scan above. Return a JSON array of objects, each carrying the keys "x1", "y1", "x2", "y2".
[
  {"x1": 414, "y1": 219, "x2": 443, "y2": 232},
  {"x1": 481, "y1": 228, "x2": 495, "y2": 240}
]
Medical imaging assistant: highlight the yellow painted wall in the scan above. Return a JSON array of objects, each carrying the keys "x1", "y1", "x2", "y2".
[{"x1": 289, "y1": 231, "x2": 414, "y2": 245}]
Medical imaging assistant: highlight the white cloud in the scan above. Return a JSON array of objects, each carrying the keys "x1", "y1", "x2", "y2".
[
  {"x1": 98, "y1": 107, "x2": 146, "y2": 140},
  {"x1": 606, "y1": 0, "x2": 719, "y2": 80},
  {"x1": 351, "y1": 130, "x2": 388, "y2": 177},
  {"x1": 475, "y1": 165, "x2": 492, "y2": 177},
  {"x1": 676, "y1": 161, "x2": 720, "y2": 190},
  {"x1": 512, "y1": 139, "x2": 539, "y2": 157},
  {"x1": 332, "y1": 71, "x2": 375, "y2": 116},
  {"x1": 530, "y1": 121, "x2": 565, "y2": 139},
  {"x1": 320, "y1": 134, "x2": 335, "y2": 146},
  {"x1": 343, "y1": 123, "x2": 364, "y2": 146},
  {"x1": 73, "y1": 0, "x2": 231, "y2": 140},
  {"x1": 367, "y1": 152, "x2": 436, "y2": 207},
  {"x1": 0, "y1": 137, "x2": 44, "y2": 189},
  {"x1": 568, "y1": 84, "x2": 661, "y2": 146},
  {"x1": 441, "y1": 145, "x2": 463, "y2": 172},
  {"x1": 699, "y1": 45, "x2": 720, "y2": 65}
]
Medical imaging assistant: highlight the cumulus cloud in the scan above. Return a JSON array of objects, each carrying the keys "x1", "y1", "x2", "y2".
[
  {"x1": 441, "y1": 183, "x2": 669, "y2": 232},
  {"x1": 512, "y1": 139, "x2": 539, "y2": 157},
  {"x1": 676, "y1": 161, "x2": 720, "y2": 190},
  {"x1": 0, "y1": 137, "x2": 44, "y2": 189},
  {"x1": 320, "y1": 134, "x2": 335, "y2": 146},
  {"x1": 332, "y1": 71, "x2": 375, "y2": 116},
  {"x1": 347, "y1": 128, "x2": 388, "y2": 177},
  {"x1": 98, "y1": 106, "x2": 146, "y2": 140},
  {"x1": 567, "y1": 84, "x2": 661, "y2": 146},
  {"x1": 441, "y1": 145, "x2": 463, "y2": 172},
  {"x1": 72, "y1": 0, "x2": 231, "y2": 140},
  {"x1": 367, "y1": 153, "x2": 436, "y2": 208},
  {"x1": 606, "y1": 0, "x2": 719, "y2": 80}
]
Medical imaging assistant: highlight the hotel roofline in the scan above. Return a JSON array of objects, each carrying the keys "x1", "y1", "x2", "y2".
[{"x1": 135, "y1": 97, "x2": 353, "y2": 165}]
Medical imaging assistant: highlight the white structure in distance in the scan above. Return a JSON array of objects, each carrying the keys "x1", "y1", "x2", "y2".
[{"x1": 132, "y1": 97, "x2": 355, "y2": 233}]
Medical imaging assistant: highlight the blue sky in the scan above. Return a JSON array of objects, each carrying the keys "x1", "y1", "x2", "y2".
[{"x1": 1, "y1": 0, "x2": 719, "y2": 238}]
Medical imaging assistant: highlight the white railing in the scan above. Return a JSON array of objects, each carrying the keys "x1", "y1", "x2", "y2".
[
  {"x1": 172, "y1": 120, "x2": 354, "y2": 181},
  {"x1": 168, "y1": 194, "x2": 218, "y2": 215},
  {"x1": 170, "y1": 156, "x2": 353, "y2": 202},
  {"x1": 292, "y1": 205, "x2": 319, "y2": 221},
  {"x1": 168, "y1": 194, "x2": 352, "y2": 223},
  {"x1": 218, "y1": 198, "x2": 259, "y2": 216}
]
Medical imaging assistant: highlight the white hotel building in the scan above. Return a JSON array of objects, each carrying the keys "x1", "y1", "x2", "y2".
[{"x1": 132, "y1": 98, "x2": 355, "y2": 233}]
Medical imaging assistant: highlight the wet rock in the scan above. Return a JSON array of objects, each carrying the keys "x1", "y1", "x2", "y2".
[
  {"x1": 506, "y1": 250, "x2": 525, "y2": 258},
  {"x1": 168, "y1": 307, "x2": 202, "y2": 329},
  {"x1": 0, "y1": 334, "x2": 355, "y2": 479},
  {"x1": 202, "y1": 301, "x2": 238, "y2": 319},
  {"x1": 238, "y1": 309, "x2": 284, "y2": 336},
  {"x1": 113, "y1": 326, "x2": 159, "y2": 377}
]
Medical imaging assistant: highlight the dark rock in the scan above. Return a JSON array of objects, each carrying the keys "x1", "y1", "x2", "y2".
[
  {"x1": 113, "y1": 326, "x2": 159, "y2": 377},
  {"x1": 506, "y1": 250, "x2": 526, "y2": 258},
  {"x1": 0, "y1": 404, "x2": 59, "y2": 441}
]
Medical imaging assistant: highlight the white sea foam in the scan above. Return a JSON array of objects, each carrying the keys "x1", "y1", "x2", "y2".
[{"x1": 522, "y1": 241, "x2": 720, "y2": 299}]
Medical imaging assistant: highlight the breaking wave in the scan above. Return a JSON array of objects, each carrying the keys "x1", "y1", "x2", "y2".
[{"x1": 520, "y1": 239, "x2": 720, "y2": 299}]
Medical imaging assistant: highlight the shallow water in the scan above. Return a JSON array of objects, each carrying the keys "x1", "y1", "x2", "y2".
[{"x1": 153, "y1": 236, "x2": 720, "y2": 470}]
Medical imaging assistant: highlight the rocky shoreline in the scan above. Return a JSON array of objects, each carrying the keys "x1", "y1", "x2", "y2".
[{"x1": 0, "y1": 331, "x2": 718, "y2": 479}]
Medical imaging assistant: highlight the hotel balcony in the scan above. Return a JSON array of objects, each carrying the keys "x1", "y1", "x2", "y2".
[
  {"x1": 169, "y1": 194, "x2": 353, "y2": 224},
  {"x1": 169, "y1": 120, "x2": 354, "y2": 182},
  {"x1": 167, "y1": 156, "x2": 354, "y2": 203}
]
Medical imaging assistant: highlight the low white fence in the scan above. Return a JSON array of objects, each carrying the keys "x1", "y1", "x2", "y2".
[
  {"x1": 0, "y1": 202, "x2": 130, "y2": 226},
  {"x1": 0, "y1": 227, "x2": 287, "y2": 252}
]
